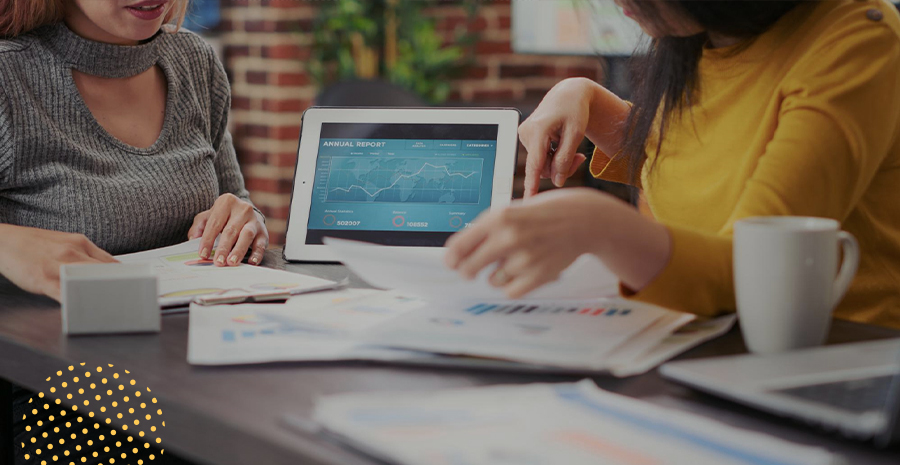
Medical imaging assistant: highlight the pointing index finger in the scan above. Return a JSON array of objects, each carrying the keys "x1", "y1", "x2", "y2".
[
  {"x1": 550, "y1": 127, "x2": 583, "y2": 187},
  {"x1": 523, "y1": 135, "x2": 551, "y2": 198}
]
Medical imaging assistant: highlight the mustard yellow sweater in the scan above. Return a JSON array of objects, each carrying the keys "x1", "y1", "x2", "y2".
[{"x1": 591, "y1": 0, "x2": 900, "y2": 329}]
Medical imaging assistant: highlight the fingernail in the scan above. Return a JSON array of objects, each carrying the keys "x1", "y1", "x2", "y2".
[
  {"x1": 554, "y1": 174, "x2": 564, "y2": 186},
  {"x1": 228, "y1": 255, "x2": 238, "y2": 265},
  {"x1": 216, "y1": 255, "x2": 225, "y2": 265},
  {"x1": 250, "y1": 255, "x2": 260, "y2": 265},
  {"x1": 200, "y1": 248, "x2": 209, "y2": 259}
]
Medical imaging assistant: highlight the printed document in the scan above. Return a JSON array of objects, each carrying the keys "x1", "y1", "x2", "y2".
[
  {"x1": 324, "y1": 237, "x2": 619, "y2": 301},
  {"x1": 117, "y1": 239, "x2": 335, "y2": 307},
  {"x1": 187, "y1": 288, "x2": 734, "y2": 376},
  {"x1": 188, "y1": 289, "x2": 430, "y2": 365},
  {"x1": 359, "y1": 298, "x2": 683, "y2": 369},
  {"x1": 307, "y1": 380, "x2": 841, "y2": 465}
]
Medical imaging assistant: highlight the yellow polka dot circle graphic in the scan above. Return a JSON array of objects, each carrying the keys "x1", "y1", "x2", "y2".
[{"x1": 18, "y1": 363, "x2": 165, "y2": 465}]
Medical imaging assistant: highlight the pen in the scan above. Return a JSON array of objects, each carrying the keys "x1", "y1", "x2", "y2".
[
  {"x1": 192, "y1": 277, "x2": 352, "y2": 306},
  {"x1": 193, "y1": 290, "x2": 292, "y2": 306},
  {"x1": 160, "y1": 277, "x2": 353, "y2": 313}
]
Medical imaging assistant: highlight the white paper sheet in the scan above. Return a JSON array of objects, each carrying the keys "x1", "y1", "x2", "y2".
[
  {"x1": 117, "y1": 239, "x2": 336, "y2": 307},
  {"x1": 187, "y1": 289, "x2": 429, "y2": 365},
  {"x1": 609, "y1": 314, "x2": 737, "y2": 377},
  {"x1": 360, "y1": 298, "x2": 674, "y2": 369},
  {"x1": 603, "y1": 311, "x2": 696, "y2": 370},
  {"x1": 308, "y1": 380, "x2": 842, "y2": 465},
  {"x1": 324, "y1": 237, "x2": 619, "y2": 302}
]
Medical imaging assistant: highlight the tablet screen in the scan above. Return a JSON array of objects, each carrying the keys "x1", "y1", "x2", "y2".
[{"x1": 305, "y1": 123, "x2": 499, "y2": 246}]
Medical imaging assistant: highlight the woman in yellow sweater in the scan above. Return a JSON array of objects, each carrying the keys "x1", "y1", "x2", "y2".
[{"x1": 445, "y1": 0, "x2": 900, "y2": 329}]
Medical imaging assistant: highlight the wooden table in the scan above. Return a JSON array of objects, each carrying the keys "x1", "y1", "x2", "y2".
[{"x1": 2, "y1": 249, "x2": 899, "y2": 465}]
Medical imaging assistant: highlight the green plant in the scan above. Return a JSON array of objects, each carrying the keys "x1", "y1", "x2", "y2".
[{"x1": 310, "y1": 0, "x2": 480, "y2": 104}]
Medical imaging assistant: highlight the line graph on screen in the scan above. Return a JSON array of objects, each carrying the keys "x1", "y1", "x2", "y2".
[{"x1": 325, "y1": 157, "x2": 484, "y2": 204}]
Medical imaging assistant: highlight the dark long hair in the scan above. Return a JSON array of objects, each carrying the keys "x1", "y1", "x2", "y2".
[{"x1": 622, "y1": 1, "x2": 805, "y2": 185}]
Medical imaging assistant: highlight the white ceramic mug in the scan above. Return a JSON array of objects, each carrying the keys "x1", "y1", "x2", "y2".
[{"x1": 733, "y1": 217, "x2": 859, "y2": 354}]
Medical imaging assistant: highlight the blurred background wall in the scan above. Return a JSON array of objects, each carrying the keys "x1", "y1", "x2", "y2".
[{"x1": 201, "y1": 0, "x2": 628, "y2": 244}]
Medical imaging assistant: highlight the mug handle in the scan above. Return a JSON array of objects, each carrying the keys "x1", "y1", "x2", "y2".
[{"x1": 832, "y1": 231, "x2": 860, "y2": 307}]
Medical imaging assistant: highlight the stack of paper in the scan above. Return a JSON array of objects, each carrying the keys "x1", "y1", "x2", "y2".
[
  {"x1": 117, "y1": 239, "x2": 337, "y2": 308},
  {"x1": 304, "y1": 381, "x2": 842, "y2": 465},
  {"x1": 185, "y1": 238, "x2": 735, "y2": 376},
  {"x1": 319, "y1": 238, "x2": 733, "y2": 375},
  {"x1": 188, "y1": 287, "x2": 734, "y2": 376}
]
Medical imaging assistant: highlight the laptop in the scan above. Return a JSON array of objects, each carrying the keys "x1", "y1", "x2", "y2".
[{"x1": 660, "y1": 338, "x2": 900, "y2": 447}]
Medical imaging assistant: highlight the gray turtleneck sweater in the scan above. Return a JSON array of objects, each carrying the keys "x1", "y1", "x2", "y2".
[{"x1": 0, "y1": 23, "x2": 251, "y2": 255}]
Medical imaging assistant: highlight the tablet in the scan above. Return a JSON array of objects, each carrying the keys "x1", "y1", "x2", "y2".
[{"x1": 284, "y1": 107, "x2": 521, "y2": 262}]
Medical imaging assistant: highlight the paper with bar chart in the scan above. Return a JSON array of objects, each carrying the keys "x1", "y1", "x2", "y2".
[
  {"x1": 309, "y1": 381, "x2": 840, "y2": 465},
  {"x1": 360, "y1": 298, "x2": 688, "y2": 369}
]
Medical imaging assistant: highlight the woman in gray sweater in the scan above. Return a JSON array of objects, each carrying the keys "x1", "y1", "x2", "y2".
[
  {"x1": 1, "y1": 1, "x2": 266, "y2": 463},
  {"x1": 0, "y1": 0, "x2": 269, "y2": 302}
]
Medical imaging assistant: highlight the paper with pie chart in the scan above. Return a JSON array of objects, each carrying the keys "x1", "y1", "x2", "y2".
[
  {"x1": 187, "y1": 289, "x2": 431, "y2": 365},
  {"x1": 116, "y1": 239, "x2": 336, "y2": 308}
]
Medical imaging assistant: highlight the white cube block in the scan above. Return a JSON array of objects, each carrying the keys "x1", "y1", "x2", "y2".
[{"x1": 61, "y1": 263, "x2": 160, "y2": 335}]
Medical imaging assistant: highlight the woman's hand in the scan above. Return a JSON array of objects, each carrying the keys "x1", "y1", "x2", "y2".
[
  {"x1": 444, "y1": 188, "x2": 672, "y2": 299},
  {"x1": 444, "y1": 189, "x2": 614, "y2": 298},
  {"x1": 189, "y1": 194, "x2": 269, "y2": 267},
  {"x1": 519, "y1": 77, "x2": 632, "y2": 198},
  {"x1": 0, "y1": 225, "x2": 117, "y2": 301},
  {"x1": 519, "y1": 78, "x2": 595, "y2": 197}
]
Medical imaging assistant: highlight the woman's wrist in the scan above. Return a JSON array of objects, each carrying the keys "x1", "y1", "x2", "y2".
[
  {"x1": 0, "y1": 223, "x2": 29, "y2": 245},
  {"x1": 584, "y1": 80, "x2": 631, "y2": 156},
  {"x1": 583, "y1": 193, "x2": 672, "y2": 291},
  {"x1": 581, "y1": 192, "x2": 624, "y2": 258}
]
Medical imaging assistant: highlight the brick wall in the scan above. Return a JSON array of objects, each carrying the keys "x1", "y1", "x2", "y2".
[{"x1": 220, "y1": 0, "x2": 606, "y2": 245}]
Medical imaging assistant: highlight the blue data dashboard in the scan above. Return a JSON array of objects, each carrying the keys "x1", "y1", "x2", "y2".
[{"x1": 305, "y1": 123, "x2": 498, "y2": 246}]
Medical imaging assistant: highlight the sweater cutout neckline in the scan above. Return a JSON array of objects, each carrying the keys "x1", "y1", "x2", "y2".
[{"x1": 42, "y1": 22, "x2": 163, "y2": 79}]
